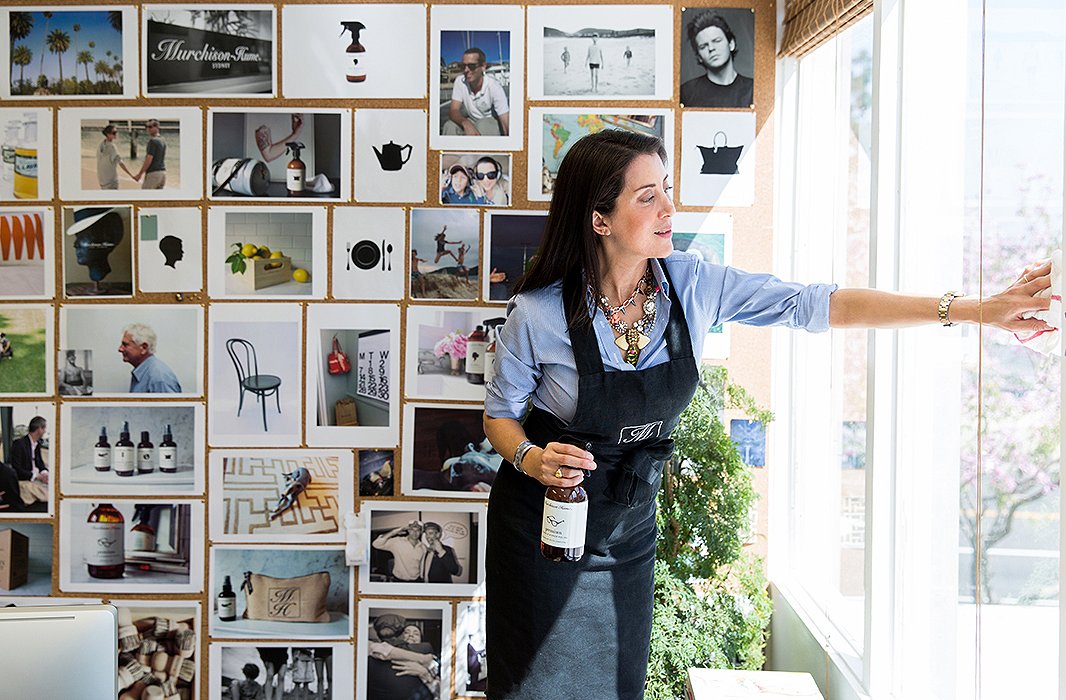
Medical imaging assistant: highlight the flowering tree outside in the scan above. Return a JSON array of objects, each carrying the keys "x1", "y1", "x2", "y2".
[{"x1": 960, "y1": 172, "x2": 1061, "y2": 604}]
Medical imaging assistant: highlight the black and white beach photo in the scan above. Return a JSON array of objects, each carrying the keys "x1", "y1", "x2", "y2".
[
  {"x1": 143, "y1": 5, "x2": 275, "y2": 97},
  {"x1": 527, "y1": 5, "x2": 673, "y2": 101}
]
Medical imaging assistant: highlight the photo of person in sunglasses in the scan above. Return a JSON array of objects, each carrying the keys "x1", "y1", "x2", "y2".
[{"x1": 440, "y1": 154, "x2": 511, "y2": 207}]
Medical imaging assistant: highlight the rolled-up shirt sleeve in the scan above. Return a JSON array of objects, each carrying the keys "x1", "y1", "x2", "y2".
[
  {"x1": 485, "y1": 295, "x2": 542, "y2": 420},
  {"x1": 699, "y1": 261, "x2": 838, "y2": 332}
]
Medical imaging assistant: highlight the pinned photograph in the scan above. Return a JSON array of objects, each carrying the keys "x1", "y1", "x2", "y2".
[
  {"x1": 439, "y1": 153, "x2": 511, "y2": 207},
  {"x1": 528, "y1": 5, "x2": 673, "y2": 101},
  {"x1": 138, "y1": 207, "x2": 203, "y2": 294},
  {"x1": 3, "y1": 7, "x2": 138, "y2": 99},
  {"x1": 282, "y1": 4, "x2": 426, "y2": 99},
  {"x1": 354, "y1": 109, "x2": 427, "y2": 203},
  {"x1": 210, "y1": 449, "x2": 354, "y2": 543},
  {"x1": 357, "y1": 599, "x2": 451, "y2": 700},
  {"x1": 111, "y1": 600, "x2": 201, "y2": 700},
  {"x1": 61, "y1": 304, "x2": 203, "y2": 397},
  {"x1": 57, "y1": 349, "x2": 92, "y2": 395},
  {"x1": 405, "y1": 305, "x2": 506, "y2": 401},
  {"x1": 208, "y1": 108, "x2": 351, "y2": 201},
  {"x1": 361, "y1": 500, "x2": 486, "y2": 596},
  {"x1": 527, "y1": 108, "x2": 673, "y2": 201},
  {"x1": 0, "y1": 207, "x2": 54, "y2": 298},
  {"x1": 455, "y1": 601, "x2": 487, "y2": 696},
  {"x1": 430, "y1": 5, "x2": 524, "y2": 151},
  {"x1": 210, "y1": 642, "x2": 354, "y2": 700},
  {"x1": 207, "y1": 206, "x2": 326, "y2": 300},
  {"x1": 0, "y1": 304, "x2": 52, "y2": 396},
  {"x1": 679, "y1": 8, "x2": 755, "y2": 109},
  {"x1": 0, "y1": 523, "x2": 52, "y2": 595},
  {"x1": 332, "y1": 207, "x2": 405, "y2": 300},
  {"x1": 59, "y1": 499, "x2": 205, "y2": 594},
  {"x1": 144, "y1": 5, "x2": 275, "y2": 96},
  {"x1": 484, "y1": 210, "x2": 548, "y2": 303},
  {"x1": 410, "y1": 208, "x2": 480, "y2": 301},
  {"x1": 62, "y1": 204, "x2": 133, "y2": 297},
  {"x1": 680, "y1": 111, "x2": 756, "y2": 207},
  {"x1": 358, "y1": 448, "x2": 394, "y2": 498},
  {"x1": 402, "y1": 403, "x2": 499, "y2": 498},
  {"x1": 306, "y1": 304, "x2": 400, "y2": 448},
  {"x1": 60, "y1": 402, "x2": 205, "y2": 496},
  {"x1": 671, "y1": 211, "x2": 732, "y2": 359},
  {"x1": 208, "y1": 303, "x2": 303, "y2": 447},
  {"x1": 0, "y1": 108, "x2": 53, "y2": 200},
  {"x1": 209, "y1": 544, "x2": 353, "y2": 640},
  {"x1": 57, "y1": 106, "x2": 203, "y2": 201},
  {"x1": 0, "y1": 404, "x2": 53, "y2": 516}
]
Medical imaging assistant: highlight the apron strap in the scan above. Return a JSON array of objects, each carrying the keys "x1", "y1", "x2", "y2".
[{"x1": 566, "y1": 258, "x2": 693, "y2": 376}]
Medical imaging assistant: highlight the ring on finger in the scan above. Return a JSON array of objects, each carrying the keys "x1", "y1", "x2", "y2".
[
  {"x1": 1023, "y1": 274, "x2": 1029, "y2": 282},
  {"x1": 554, "y1": 468, "x2": 563, "y2": 478}
]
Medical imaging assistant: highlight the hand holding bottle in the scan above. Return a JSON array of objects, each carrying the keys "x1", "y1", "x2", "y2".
[{"x1": 522, "y1": 442, "x2": 596, "y2": 487}]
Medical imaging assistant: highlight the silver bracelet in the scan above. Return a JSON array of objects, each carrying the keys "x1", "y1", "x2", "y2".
[{"x1": 513, "y1": 440, "x2": 535, "y2": 475}]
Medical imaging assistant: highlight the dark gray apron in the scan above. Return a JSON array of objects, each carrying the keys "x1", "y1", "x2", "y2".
[{"x1": 486, "y1": 264, "x2": 700, "y2": 699}]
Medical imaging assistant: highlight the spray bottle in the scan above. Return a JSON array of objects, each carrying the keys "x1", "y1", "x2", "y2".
[
  {"x1": 340, "y1": 21, "x2": 367, "y2": 83},
  {"x1": 285, "y1": 142, "x2": 305, "y2": 195}
]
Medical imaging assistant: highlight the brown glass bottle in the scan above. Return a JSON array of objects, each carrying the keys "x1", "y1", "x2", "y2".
[
  {"x1": 86, "y1": 502, "x2": 125, "y2": 579},
  {"x1": 137, "y1": 431, "x2": 154, "y2": 474},
  {"x1": 540, "y1": 439, "x2": 591, "y2": 562},
  {"x1": 93, "y1": 426, "x2": 110, "y2": 472},
  {"x1": 341, "y1": 21, "x2": 367, "y2": 83},
  {"x1": 158, "y1": 424, "x2": 177, "y2": 474}
]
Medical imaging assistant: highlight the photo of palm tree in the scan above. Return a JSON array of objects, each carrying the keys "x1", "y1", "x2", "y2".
[{"x1": 8, "y1": 10, "x2": 124, "y2": 96}]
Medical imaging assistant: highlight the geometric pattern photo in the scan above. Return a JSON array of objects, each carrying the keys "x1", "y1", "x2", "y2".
[{"x1": 222, "y1": 454, "x2": 340, "y2": 536}]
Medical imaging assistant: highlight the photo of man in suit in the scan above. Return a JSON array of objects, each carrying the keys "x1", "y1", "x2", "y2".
[{"x1": 0, "y1": 415, "x2": 49, "y2": 511}]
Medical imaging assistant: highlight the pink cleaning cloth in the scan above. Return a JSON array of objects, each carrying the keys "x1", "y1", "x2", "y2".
[{"x1": 1016, "y1": 250, "x2": 1062, "y2": 355}]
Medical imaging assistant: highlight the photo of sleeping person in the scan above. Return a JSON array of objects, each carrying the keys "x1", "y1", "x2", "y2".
[{"x1": 403, "y1": 403, "x2": 499, "y2": 496}]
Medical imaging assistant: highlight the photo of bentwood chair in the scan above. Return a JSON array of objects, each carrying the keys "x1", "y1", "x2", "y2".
[{"x1": 225, "y1": 338, "x2": 282, "y2": 431}]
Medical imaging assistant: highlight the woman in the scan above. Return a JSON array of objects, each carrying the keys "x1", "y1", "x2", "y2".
[
  {"x1": 95, "y1": 124, "x2": 136, "y2": 189},
  {"x1": 442, "y1": 164, "x2": 488, "y2": 205},
  {"x1": 481, "y1": 129, "x2": 1051, "y2": 700},
  {"x1": 472, "y1": 156, "x2": 510, "y2": 206}
]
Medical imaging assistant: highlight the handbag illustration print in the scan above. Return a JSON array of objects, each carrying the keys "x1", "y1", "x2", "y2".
[{"x1": 241, "y1": 571, "x2": 332, "y2": 623}]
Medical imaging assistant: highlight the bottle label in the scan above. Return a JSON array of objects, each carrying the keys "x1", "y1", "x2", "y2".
[
  {"x1": 114, "y1": 446, "x2": 135, "y2": 473},
  {"x1": 138, "y1": 448, "x2": 154, "y2": 470},
  {"x1": 14, "y1": 150, "x2": 37, "y2": 178},
  {"x1": 1, "y1": 145, "x2": 13, "y2": 166},
  {"x1": 218, "y1": 597, "x2": 236, "y2": 619},
  {"x1": 541, "y1": 498, "x2": 588, "y2": 549},
  {"x1": 86, "y1": 522, "x2": 124, "y2": 566},
  {"x1": 130, "y1": 529, "x2": 156, "y2": 551},
  {"x1": 484, "y1": 349, "x2": 496, "y2": 385},
  {"x1": 287, "y1": 168, "x2": 304, "y2": 192},
  {"x1": 465, "y1": 340, "x2": 487, "y2": 374},
  {"x1": 93, "y1": 448, "x2": 111, "y2": 470},
  {"x1": 159, "y1": 447, "x2": 177, "y2": 470},
  {"x1": 345, "y1": 52, "x2": 367, "y2": 80}
]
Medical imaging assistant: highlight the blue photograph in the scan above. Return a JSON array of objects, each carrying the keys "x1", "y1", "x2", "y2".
[{"x1": 8, "y1": 10, "x2": 125, "y2": 96}]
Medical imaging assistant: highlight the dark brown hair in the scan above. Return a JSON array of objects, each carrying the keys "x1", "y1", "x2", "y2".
[{"x1": 512, "y1": 129, "x2": 667, "y2": 329}]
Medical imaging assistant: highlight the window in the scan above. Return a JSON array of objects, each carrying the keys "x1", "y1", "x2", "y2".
[{"x1": 774, "y1": 1, "x2": 1063, "y2": 697}]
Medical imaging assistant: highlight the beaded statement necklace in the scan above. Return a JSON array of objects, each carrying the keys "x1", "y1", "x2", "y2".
[{"x1": 592, "y1": 268, "x2": 659, "y2": 366}]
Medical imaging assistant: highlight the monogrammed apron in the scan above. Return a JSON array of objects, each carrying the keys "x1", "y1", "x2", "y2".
[{"x1": 486, "y1": 264, "x2": 700, "y2": 700}]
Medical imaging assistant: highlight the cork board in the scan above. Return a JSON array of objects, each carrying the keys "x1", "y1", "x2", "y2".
[{"x1": 0, "y1": 0, "x2": 778, "y2": 697}]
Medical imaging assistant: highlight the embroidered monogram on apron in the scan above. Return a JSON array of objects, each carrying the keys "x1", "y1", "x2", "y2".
[{"x1": 486, "y1": 261, "x2": 700, "y2": 700}]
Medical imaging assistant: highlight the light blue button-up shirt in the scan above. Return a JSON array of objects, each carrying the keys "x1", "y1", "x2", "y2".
[
  {"x1": 130, "y1": 353, "x2": 183, "y2": 393},
  {"x1": 484, "y1": 251, "x2": 837, "y2": 423}
]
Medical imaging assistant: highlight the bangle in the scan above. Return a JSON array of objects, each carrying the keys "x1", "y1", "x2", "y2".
[
  {"x1": 513, "y1": 440, "x2": 536, "y2": 475},
  {"x1": 938, "y1": 291, "x2": 962, "y2": 327}
]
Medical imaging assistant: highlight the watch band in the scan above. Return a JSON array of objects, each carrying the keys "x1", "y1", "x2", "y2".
[
  {"x1": 513, "y1": 440, "x2": 535, "y2": 475},
  {"x1": 938, "y1": 291, "x2": 962, "y2": 327}
]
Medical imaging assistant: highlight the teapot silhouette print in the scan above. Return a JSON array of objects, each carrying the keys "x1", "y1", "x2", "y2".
[{"x1": 373, "y1": 141, "x2": 413, "y2": 171}]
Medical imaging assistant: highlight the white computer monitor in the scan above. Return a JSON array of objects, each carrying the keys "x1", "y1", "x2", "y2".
[{"x1": 0, "y1": 603, "x2": 117, "y2": 698}]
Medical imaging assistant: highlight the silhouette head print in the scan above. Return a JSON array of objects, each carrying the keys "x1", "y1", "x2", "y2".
[
  {"x1": 159, "y1": 235, "x2": 184, "y2": 268},
  {"x1": 66, "y1": 207, "x2": 124, "y2": 282}
]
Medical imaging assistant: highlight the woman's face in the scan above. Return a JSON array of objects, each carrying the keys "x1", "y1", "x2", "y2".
[
  {"x1": 402, "y1": 625, "x2": 423, "y2": 644},
  {"x1": 451, "y1": 168, "x2": 469, "y2": 194},
  {"x1": 475, "y1": 162, "x2": 499, "y2": 192},
  {"x1": 595, "y1": 153, "x2": 675, "y2": 267}
]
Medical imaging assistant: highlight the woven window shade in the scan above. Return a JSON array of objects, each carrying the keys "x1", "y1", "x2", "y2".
[{"x1": 779, "y1": 0, "x2": 874, "y2": 58}]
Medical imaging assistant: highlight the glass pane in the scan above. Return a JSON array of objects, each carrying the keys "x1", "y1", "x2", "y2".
[
  {"x1": 833, "y1": 15, "x2": 873, "y2": 652},
  {"x1": 960, "y1": 1, "x2": 1063, "y2": 697}
]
